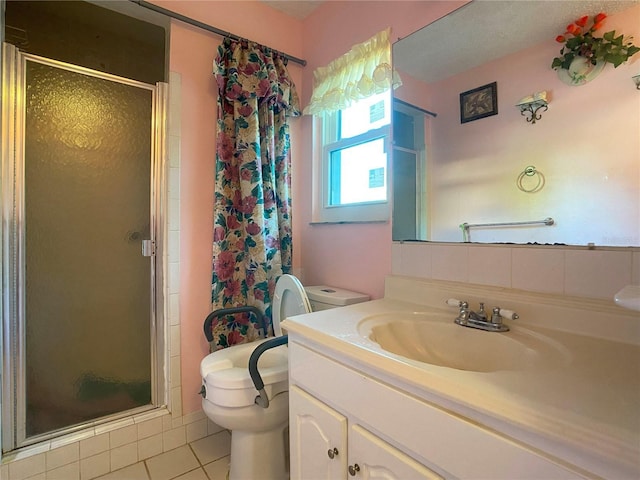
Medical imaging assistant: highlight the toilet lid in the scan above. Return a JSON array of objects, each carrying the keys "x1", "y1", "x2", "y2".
[{"x1": 272, "y1": 274, "x2": 312, "y2": 336}]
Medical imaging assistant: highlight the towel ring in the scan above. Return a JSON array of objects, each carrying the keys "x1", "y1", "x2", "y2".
[{"x1": 517, "y1": 165, "x2": 545, "y2": 193}]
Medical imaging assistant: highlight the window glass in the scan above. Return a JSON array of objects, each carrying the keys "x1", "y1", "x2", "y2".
[
  {"x1": 329, "y1": 137, "x2": 387, "y2": 206},
  {"x1": 340, "y1": 91, "x2": 391, "y2": 139}
]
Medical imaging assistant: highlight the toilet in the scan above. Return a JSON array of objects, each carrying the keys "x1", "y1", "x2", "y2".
[{"x1": 200, "y1": 275, "x2": 368, "y2": 480}]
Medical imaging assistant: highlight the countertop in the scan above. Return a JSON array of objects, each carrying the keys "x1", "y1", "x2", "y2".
[{"x1": 282, "y1": 293, "x2": 640, "y2": 479}]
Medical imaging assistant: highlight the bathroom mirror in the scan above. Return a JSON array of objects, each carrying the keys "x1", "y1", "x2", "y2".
[{"x1": 392, "y1": 0, "x2": 640, "y2": 246}]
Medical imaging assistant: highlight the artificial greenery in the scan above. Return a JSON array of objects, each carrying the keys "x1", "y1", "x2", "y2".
[{"x1": 552, "y1": 12, "x2": 640, "y2": 70}]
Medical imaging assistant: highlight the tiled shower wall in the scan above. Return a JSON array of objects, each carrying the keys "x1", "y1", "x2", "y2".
[
  {"x1": 0, "y1": 72, "x2": 223, "y2": 480},
  {"x1": 392, "y1": 242, "x2": 640, "y2": 300}
]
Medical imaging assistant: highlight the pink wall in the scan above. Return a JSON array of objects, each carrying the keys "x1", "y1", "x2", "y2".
[
  {"x1": 297, "y1": 1, "x2": 462, "y2": 299},
  {"x1": 156, "y1": 0, "x2": 303, "y2": 415},
  {"x1": 394, "y1": 69, "x2": 434, "y2": 112}
]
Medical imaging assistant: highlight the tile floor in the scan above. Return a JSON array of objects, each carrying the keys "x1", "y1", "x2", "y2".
[{"x1": 95, "y1": 431, "x2": 231, "y2": 480}]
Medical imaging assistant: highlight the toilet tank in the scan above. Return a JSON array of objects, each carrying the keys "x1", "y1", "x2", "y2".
[{"x1": 304, "y1": 285, "x2": 370, "y2": 311}]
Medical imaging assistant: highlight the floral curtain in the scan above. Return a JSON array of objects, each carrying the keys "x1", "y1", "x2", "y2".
[
  {"x1": 303, "y1": 28, "x2": 401, "y2": 115},
  {"x1": 211, "y1": 38, "x2": 300, "y2": 350}
]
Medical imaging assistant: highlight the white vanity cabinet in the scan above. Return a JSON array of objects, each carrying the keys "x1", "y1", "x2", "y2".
[
  {"x1": 288, "y1": 339, "x2": 588, "y2": 480},
  {"x1": 290, "y1": 385, "x2": 441, "y2": 479}
]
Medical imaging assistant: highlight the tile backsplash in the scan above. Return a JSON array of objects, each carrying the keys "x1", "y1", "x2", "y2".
[{"x1": 392, "y1": 242, "x2": 638, "y2": 300}]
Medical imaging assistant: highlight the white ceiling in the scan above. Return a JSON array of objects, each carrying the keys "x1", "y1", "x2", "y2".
[
  {"x1": 261, "y1": 0, "x2": 324, "y2": 19},
  {"x1": 394, "y1": 0, "x2": 638, "y2": 85}
]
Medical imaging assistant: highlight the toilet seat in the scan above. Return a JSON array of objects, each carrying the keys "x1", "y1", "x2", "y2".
[
  {"x1": 201, "y1": 338, "x2": 289, "y2": 407},
  {"x1": 201, "y1": 274, "x2": 312, "y2": 408},
  {"x1": 272, "y1": 274, "x2": 312, "y2": 336}
]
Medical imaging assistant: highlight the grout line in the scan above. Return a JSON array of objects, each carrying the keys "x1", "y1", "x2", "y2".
[
  {"x1": 202, "y1": 465, "x2": 212, "y2": 480},
  {"x1": 143, "y1": 457, "x2": 152, "y2": 480},
  {"x1": 168, "y1": 465, "x2": 203, "y2": 480},
  {"x1": 187, "y1": 442, "x2": 203, "y2": 467},
  {"x1": 141, "y1": 437, "x2": 201, "y2": 480}
]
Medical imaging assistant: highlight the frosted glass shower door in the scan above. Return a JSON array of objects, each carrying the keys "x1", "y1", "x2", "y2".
[{"x1": 22, "y1": 59, "x2": 154, "y2": 438}]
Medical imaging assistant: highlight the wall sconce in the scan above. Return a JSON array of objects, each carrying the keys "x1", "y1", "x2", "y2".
[
  {"x1": 516, "y1": 91, "x2": 549, "y2": 124},
  {"x1": 633, "y1": 75, "x2": 640, "y2": 90}
]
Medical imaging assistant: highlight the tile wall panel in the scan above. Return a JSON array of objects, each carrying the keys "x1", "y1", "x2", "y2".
[
  {"x1": 468, "y1": 246, "x2": 511, "y2": 288},
  {"x1": 393, "y1": 242, "x2": 639, "y2": 300},
  {"x1": 431, "y1": 244, "x2": 469, "y2": 283},
  {"x1": 511, "y1": 247, "x2": 565, "y2": 294}
]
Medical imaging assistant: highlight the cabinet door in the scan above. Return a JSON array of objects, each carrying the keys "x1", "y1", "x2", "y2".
[
  {"x1": 348, "y1": 425, "x2": 443, "y2": 480},
  {"x1": 290, "y1": 385, "x2": 348, "y2": 480}
]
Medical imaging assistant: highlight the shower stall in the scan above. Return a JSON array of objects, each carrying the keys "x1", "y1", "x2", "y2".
[{"x1": 1, "y1": 42, "x2": 168, "y2": 451}]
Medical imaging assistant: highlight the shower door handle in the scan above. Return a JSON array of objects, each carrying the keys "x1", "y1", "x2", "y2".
[{"x1": 142, "y1": 240, "x2": 156, "y2": 257}]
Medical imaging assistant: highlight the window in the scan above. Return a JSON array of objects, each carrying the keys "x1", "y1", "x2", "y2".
[{"x1": 315, "y1": 90, "x2": 391, "y2": 222}]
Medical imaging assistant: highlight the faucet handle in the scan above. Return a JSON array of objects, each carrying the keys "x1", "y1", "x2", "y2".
[
  {"x1": 491, "y1": 307, "x2": 519, "y2": 323},
  {"x1": 445, "y1": 298, "x2": 464, "y2": 307},
  {"x1": 499, "y1": 308, "x2": 519, "y2": 320}
]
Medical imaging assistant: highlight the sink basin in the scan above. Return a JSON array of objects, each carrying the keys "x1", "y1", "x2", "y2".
[{"x1": 358, "y1": 312, "x2": 570, "y2": 372}]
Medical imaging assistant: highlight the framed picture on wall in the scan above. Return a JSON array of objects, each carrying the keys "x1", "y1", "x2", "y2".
[{"x1": 460, "y1": 82, "x2": 498, "y2": 123}]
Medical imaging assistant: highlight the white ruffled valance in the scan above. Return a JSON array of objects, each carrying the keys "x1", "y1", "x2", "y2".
[{"x1": 303, "y1": 28, "x2": 402, "y2": 115}]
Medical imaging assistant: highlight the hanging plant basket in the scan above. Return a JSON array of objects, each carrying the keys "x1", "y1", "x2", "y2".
[
  {"x1": 557, "y1": 56, "x2": 606, "y2": 86},
  {"x1": 551, "y1": 12, "x2": 639, "y2": 86}
]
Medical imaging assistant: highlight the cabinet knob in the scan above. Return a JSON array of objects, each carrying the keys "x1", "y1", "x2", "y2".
[
  {"x1": 327, "y1": 447, "x2": 339, "y2": 459},
  {"x1": 348, "y1": 464, "x2": 360, "y2": 476}
]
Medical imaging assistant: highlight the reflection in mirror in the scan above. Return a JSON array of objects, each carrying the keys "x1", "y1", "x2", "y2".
[{"x1": 392, "y1": 0, "x2": 640, "y2": 246}]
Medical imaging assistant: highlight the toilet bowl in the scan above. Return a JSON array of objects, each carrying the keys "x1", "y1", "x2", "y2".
[
  {"x1": 201, "y1": 336, "x2": 291, "y2": 479},
  {"x1": 200, "y1": 274, "x2": 310, "y2": 480},
  {"x1": 200, "y1": 275, "x2": 369, "y2": 480}
]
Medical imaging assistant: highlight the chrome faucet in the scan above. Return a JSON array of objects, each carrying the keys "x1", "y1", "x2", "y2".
[{"x1": 446, "y1": 298, "x2": 518, "y2": 332}]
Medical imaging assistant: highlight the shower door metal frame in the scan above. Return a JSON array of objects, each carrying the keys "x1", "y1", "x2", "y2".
[{"x1": 1, "y1": 43, "x2": 168, "y2": 451}]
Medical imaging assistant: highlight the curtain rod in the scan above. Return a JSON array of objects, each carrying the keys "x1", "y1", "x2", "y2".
[{"x1": 129, "y1": 0, "x2": 307, "y2": 66}]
